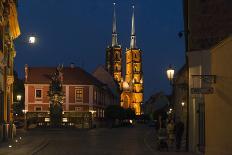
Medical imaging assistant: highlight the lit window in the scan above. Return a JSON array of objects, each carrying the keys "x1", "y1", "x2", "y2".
[
  {"x1": 35, "y1": 89, "x2": 42, "y2": 99},
  {"x1": 75, "y1": 88, "x2": 83, "y2": 102}
]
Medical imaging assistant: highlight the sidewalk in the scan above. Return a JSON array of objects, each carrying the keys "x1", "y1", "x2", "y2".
[
  {"x1": 0, "y1": 129, "x2": 48, "y2": 155},
  {"x1": 144, "y1": 128, "x2": 199, "y2": 155}
]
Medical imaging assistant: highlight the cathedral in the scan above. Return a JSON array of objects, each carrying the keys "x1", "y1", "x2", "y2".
[{"x1": 105, "y1": 4, "x2": 143, "y2": 115}]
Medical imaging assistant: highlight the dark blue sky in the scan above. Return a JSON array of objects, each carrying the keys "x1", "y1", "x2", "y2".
[{"x1": 14, "y1": 0, "x2": 185, "y2": 100}]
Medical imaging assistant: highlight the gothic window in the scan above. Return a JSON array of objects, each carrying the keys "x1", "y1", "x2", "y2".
[
  {"x1": 115, "y1": 52, "x2": 120, "y2": 61},
  {"x1": 115, "y1": 66, "x2": 118, "y2": 71},
  {"x1": 134, "y1": 64, "x2": 139, "y2": 73}
]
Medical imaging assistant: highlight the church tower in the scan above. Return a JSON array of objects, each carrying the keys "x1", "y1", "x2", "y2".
[
  {"x1": 105, "y1": 3, "x2": 122, "y2": 84},
  {"x1": 121, "y1": 6, "x2": 143, "y2": 115}
]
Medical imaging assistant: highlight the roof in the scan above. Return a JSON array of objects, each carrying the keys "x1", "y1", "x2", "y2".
[
  {"x1": 92, "y1": 65, "x2": 120, "y2": 97},
  {"x1": 210, "y1": 35, "x2": 232, "y2": 52},
  {"x1": 25, "y1": 66, "x2": 105, "y2": 86}
]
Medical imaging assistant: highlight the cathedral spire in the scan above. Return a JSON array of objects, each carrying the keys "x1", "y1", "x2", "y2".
[
  {"x1": 130, "y1": 5, "x2": 137, "y2": 49},
  {"x1": 112, "y1": 3, "x2": 118, "y2": 47}
]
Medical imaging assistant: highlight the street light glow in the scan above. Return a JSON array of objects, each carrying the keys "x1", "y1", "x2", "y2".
[
  {"x1": 22, "y1": 109, "x2": 28, "y2": 114},
  {"x1": 16, "y1": 95, "x2": 22, "y2": 101},
  {"x1": 181, "y1": 101, "x2": 185, "y2": 107},
  {"x1": 166, "y1": 65, "x2": 175, "y2": 81}
]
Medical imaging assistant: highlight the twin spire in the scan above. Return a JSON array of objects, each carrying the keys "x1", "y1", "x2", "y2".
[
  {"x1": 112, "y1": 3, "x2": 118, "y2": 47},
  {"x1": 130, "y1": 5, "x2": 136, "y2": 49},
  {"x1": 111, "y1": 3, "x2": 137, "y2": 49}
]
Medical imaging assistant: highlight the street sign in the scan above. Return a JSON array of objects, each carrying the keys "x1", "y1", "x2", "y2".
[{"x1": 191, "y1": 87, "x2": 214, "y2": 94}]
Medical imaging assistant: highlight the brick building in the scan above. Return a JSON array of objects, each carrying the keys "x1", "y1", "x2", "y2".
[{"x1": 24, "y1": 65, "x2": 118, "y2": 118}]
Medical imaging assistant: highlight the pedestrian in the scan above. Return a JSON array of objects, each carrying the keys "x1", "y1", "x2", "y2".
[
  {"x1": 175, "y1": 118, "x2": 184, "y2": 151},
  {"x1": 167, "y1": 119, "x2": 175, "y2": 147}
]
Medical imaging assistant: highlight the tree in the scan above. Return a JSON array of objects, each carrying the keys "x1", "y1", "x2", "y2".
[
  {"x1": 124, "y1": 108, "x2": 135, "y2": 120},
  {"x1": 47, "y1": 66, "x2": 64, "y2": 127},
  {"x1": 105, "y1": 105, "x2": 124, "y2": 121}
]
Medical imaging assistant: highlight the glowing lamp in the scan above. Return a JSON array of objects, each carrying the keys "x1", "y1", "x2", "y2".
[
  {"x1": 181, "y1": 101, "x2": 185, "y2": 107},
  {"x1": 16, "y1": 95, "x2": 22, "y2": 101},
  {"x1": 166, "y1": 65, "x2": 175, "y2": 81}
]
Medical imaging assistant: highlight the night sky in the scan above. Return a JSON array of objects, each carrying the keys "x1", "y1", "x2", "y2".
[{"x1": 14, "y1": 0, "x2": 185, "y2": 100}]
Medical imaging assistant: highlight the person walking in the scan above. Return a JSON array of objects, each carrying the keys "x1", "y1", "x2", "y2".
[{"x1": 175, "y1": 118, "x2": 184, "y2": 151}]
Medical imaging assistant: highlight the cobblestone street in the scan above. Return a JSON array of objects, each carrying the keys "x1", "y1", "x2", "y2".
[{"x1": 0, "y1": 125, "x2": 198, "y2": 155}]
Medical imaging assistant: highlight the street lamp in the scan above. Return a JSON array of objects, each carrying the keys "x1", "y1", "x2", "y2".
[
  {"x1": 166, "y1": 65, "x2": 175, "y2": 83},
  {"x1": 166, "y1": 64, "x2": 189, "y2": 151},
  {"x1": 22, "y1": 109, "x2": 28, "y2": 130},
  {"x1": 181, "y1": 101, "x2": 185, "y2": 107},
  {"x1": 181, "y1": 101, "x2": 185, "y2": 111},
  {"x1": 16, "y1": 95, "x2": 22, "y2": 102}
]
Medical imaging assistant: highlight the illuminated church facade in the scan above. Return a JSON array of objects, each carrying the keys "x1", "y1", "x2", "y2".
[{"x1": 105, "y1": 4, "x2": 143, "y2": 115}]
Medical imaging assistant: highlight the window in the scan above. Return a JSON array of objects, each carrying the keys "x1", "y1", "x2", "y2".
[
  {"x1": 35, "y1": 89, "x2": 42, "y2": 99},
  {"x1": 75, "y1": 88, "x2": 83, "y2": 102},
  {"x1": 94, "y1": 90, "x2": 97, "y2": 101},
  {"x1": 75, "y1": 107, "x2": 82, "y2": 111},
  {"x1": 34, "y1": 106, "x2": 42, "y2": 111}
]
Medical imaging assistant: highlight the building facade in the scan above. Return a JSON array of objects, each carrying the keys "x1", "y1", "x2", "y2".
[
  {"x1": 24, "y1": 65, "x2": 118, "y2": 119},
  {"x1": 205, "y1": 37, "x2": 232, "y2": 155},
  {"x1": 105, "y1": 5, "x2": 143, "y2": 115},
  {"x1": 0, "y1": 0, "x2": 20, "y2": 140},
  {"x1": 172, "y1": 64, "x2": 188, "y2": 128},
  {"x1": 184, "y1": 0, "x2": 232, "y2": 51},
  {"x1": 183, "y1": 0, "x2": 232, "y2": 153}
]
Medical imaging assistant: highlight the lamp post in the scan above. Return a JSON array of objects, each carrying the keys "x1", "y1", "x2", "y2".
[
  {"x1": 181, "y1": 101, "x2": 185, "y2": 111},
  {"x1": 16, "y1": 95, "x2": 22, "y2": 102},
  {"x1": 22, "y1": 109, "x2": 28, "y2": 130},
  {"x1": 166, "y1": 64, "x2": 189, "y2": 152},
  {"x1": 166, "y1": 65, "x2": 175, "y2": 84},
  {"x1": 13, "y1": 94, "x2": 22, "y2": 119}
]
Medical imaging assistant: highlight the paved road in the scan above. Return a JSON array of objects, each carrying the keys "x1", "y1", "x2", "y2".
[
  {"x1": 35, "y1": 125, "x2": 155, "y2": 155},
  {"x1": 0, "y1": 124, "x2": 197, "y2": 155}
]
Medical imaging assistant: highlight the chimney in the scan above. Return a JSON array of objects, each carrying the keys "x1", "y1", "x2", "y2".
[
  {"x1": 25, "y1": 64, "x2": 28, "y2": 82},
  {"x1": 70, "y1": 63, "x2": 75, "y2": 68}
]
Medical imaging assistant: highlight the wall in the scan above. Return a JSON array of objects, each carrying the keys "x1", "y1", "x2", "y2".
[
  {"x1": 188, "y1": 50, "x2": 211, "y2": 153},
  {"x1": 205, "y1": 37, "x2": 232, "y2": 155}
]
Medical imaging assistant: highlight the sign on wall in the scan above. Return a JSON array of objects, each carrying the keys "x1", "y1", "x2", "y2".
[{"x1": 191, "y1": 87, "x2": 214, "y2": 94}]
